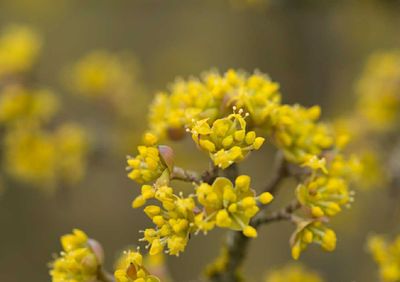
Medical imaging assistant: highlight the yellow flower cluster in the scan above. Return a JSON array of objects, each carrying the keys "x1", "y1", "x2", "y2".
[
  {"x1": 127, "y1": 133, "x2": 170, "y2": 184},
  {"x1": 268, "y1": 105, "x2": 335, "y2": 164},
  {"x1": 66, "y1": 50, "x2": 146, "y2": 121},
  {"x1": 336, "y1": 50, "x2": 400, "y2": 189},
  {"x1": 290, "y1": 153, "x2": 359, "y2": 259},
  {"x1": 132, "y1": 175, "x2": 272, "y2": 256},
  {"x1": 368, "y1": 234, "x2": 400, "y2": 282},
  {"x1": 139, "y1": 185, "x2": 196, "y2": 256},
  {"x1": 65, "y1": 50, "x2": 148, "y2": 153},
  {"x1": 0, "y1": 85, "x2": 58, "y2": 125},
  {"x1": 0, "y1": 25, "x2": 41, "y2": 79},
  {"x1": 296, "y1": 155, "x2": 359, "y2": 218},
  {"x1": 147, "y1": 69, "x2": 343, "y2": 167},
  {"x1": 264, "y1": 264, "x2": 324, "y2": 282},
  {"x1": 3, "y1": 122, "x2": 87, "y2": 189},
  {"x1": 355, "y1": 51, "x2": 400, "y2": 131},
  {"x1": 114, "y1": 250, "x2": 160, "y2": 282},
  {"x1": 0, "y1": 25, "x2": 88, "y2": 191},
  {"x1": 148, "y1": 69, "x2": 280, "y2": 140},
  {"x1": 68, "y1": 50, "x2": 138, "y2": 98},
  {"x1": 196, "y1": 175, "x2": 273, "y2": 237},
  {"x1": 50, "y1": 229, "x2": 100, "y2": 282},
  {"x1": 126, "y1": 69, "x2": 358, "y2": 262},
  {"x1": 189, "y1": 111, "x2": 265, "y2": 168},
  {"x1": 290, "y1": 221, "x2": 337, "y2": 260}
]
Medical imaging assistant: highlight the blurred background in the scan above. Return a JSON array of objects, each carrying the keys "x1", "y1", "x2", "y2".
[{"x1": 1, "y1": 0, "x2": 400, "y2": 281}]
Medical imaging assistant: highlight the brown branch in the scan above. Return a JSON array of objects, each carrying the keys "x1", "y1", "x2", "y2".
[
  {"x1": 202, "y1": 162, "x2": 219, "y2": 184},
  {"x1": 207, "y1": 154, "x2": 293, "y2": 282},
  {"x1": 98, "y1": 268, "x2": 115, "y2": 282},
  {"x1": 207, "y1": 200, "x2": 300, "y2": 282},
  {"x1": 170, "y1": 166, "x2": 202, "y2": 184},
  {"x1": 263, "y1": 152, "x2": 288, "y2": 195},
  {"x1": 253, "y1": 200, "x2": 301, "y2": 227}
]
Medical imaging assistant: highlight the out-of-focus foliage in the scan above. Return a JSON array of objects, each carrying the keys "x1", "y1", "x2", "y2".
[
  {"x1": 264, "y1": 264, "x2": 325, "y2": 282},
  {"x1": 63, "y1": 50, "x2": 148, "y2": 153},
  {"x1": 368, "y1": 234, "x2": 400, "y2": 282},
  {"x1": 336, "y1": 50, "x2": 400, "y2": 189},
  {"x1": 0, "y1": 25, "x2": 88, "y2": 192},
  {"x1": 0, "y1": 25, "x2": 41, "y2": 80}
]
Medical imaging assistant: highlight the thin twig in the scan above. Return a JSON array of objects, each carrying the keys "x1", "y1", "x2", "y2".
[
  {"x1": 253, "y1": 200, "x2": 301, "y2": 227},
  {"x1": 263, "y1": 152, "x2": 288, "y2": 195},
  {"x1": 170, "y1": 166, "x2": 202, "y2": 184}
]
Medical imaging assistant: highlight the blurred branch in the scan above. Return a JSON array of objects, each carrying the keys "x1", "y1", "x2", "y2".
[
  {"x1": 171, "y1": 166, "x2": 202, "y2": 184},
  {"x1": 98, "y1": 268, "x2": 114, "y2": 282},
  {"x1": 263, "y1": 152, "x2": 288, "y2": 195}
]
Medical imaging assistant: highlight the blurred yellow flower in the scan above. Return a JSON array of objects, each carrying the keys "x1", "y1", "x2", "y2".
[
  {"x1": 265, "y1": 264, "x2": 325, "y2": 282},
  {"x1": 50, "y1": 229, "x2": 101, "y2": 282},
  {"x1": 0, "y1": 24, "x2": 41, "y2": 79},
  {"x1": 368, "y1": 234, "x2": 400, "y2": 282}
]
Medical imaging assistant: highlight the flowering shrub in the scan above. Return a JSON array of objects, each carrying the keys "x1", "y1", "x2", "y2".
[{"x1": 48, "y1": 69, "x2": 362, "y2": 281}]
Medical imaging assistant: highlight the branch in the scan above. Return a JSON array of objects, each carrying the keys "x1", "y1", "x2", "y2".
[
  {"x1": 170, "y1": 166, "x2": 202, "y2": 184},
  {"x1": 253, "y1": 200, "x2": 301, "y2": 227},
  {"x1": 207, "y1": 201, "x2": 300, "y2": 282},
  {"x1": 263, "y1": 152, "x2": 288, "y2": 195},
  {"x1": 98, "y1": 268, "x2": 115, "y2": 282},
  {"x1": 207, "y1": 154, "x2": 292, "y2": 282},
  {"x1": 202, "y1": 162, "x2": 219, "y2": 184}
]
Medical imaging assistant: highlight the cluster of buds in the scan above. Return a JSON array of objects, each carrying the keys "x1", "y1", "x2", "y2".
[
  {"x1": 269, "y1": 105, "x2": 334, "y2": 165},
  {"x1": 49, "y1": 229, "x2": 103, "y2": 282},
  {"x1": 127, "y1": 133, "x2": 173, "y2": 184},
  {"x1": 140, "y1": 186, "x2": 196, "y2": 256},
  {"x1": 131, "y1": 175, "x2": 273, "y2": 256},
  {"x1": 114, "y1": 250, "x2": 160, "y2": 282},
  {"x1": 188, "y1": 110, "x2": 265, "y2": 169},
  {"x1": 196, "y1": 175, "x2": 273, "y2": 237},
  {"x1": 290, "y1": 221, "x2": 337, "y2": 260}
]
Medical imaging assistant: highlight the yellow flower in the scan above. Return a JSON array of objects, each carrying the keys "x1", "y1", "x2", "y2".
[
  {"x1": 189, "y1": 111, "x2": 265, "y2": 169},
  {"x1": 139, "y1": 185, "x2": 196, "y2": 256},
  {"x1": 269, "y1": 104, "x2": 334, "y2": 165},
  {"x1": 148, "y1": 69, "x2": 280, "y2": 140},
  {"x1": 265, "y1": 264, "x2": 325, "y2": 282},
  {"x1": 54, "y1": 123, "x2": 88, "y2": 184},
  {"x1": 127, "y1": 134, "x2": 170, "y2": 184},
  {"x1": 290, "y1": 221, "x2": 336, "y2": 260},
  {"x1": 0, "y1": 25, "x2": 41, "y2": 78},
  {"x1": 368, "y1": 234, "x2": 400, "y2": 282},
  {"x1": 50, "y1": 229, "x2": 101, "y2": 282},
  {"x1": 355, "y1": 51, "x2": 400, "y2": 130},
  {"x1": 3, "y1": 126, "x2": 58, "y2": 188},
  {"x1": 0, "y1": 85, "x2": 59, "y2": 125},
  {"x1": 114, "y1": 250, "x2": 160, "y2": 282},
  {"x1": 68, "y1": 50, "x2": 138, "y2": 97},
  {"x1": 195, "y1": 175, "x2": 273, "y2": 237},
  {"x1": 3, "y1": 122, "x2": 88, "y2": 189}
]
